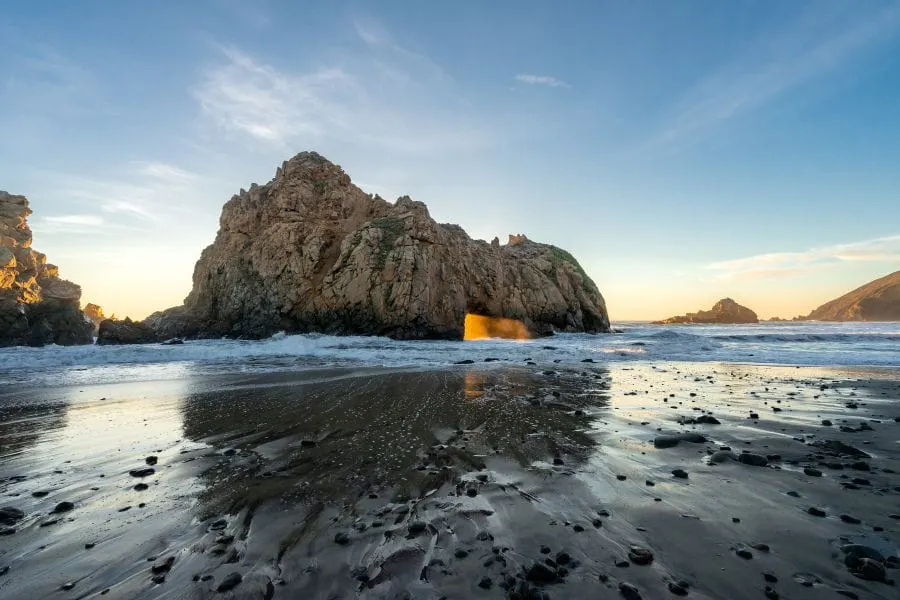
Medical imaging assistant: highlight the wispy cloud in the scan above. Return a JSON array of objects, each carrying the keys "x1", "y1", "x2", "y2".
[
  {"x1": 193, "y1": 23, "x2": 491, "y2": 153},
  {"x1": 515, "y1": 74, "x2": 569, "y2": 88},
  {"x1": 36, "y1": 160, "x2": 203, "y2": 225},
  {"x1": 708, "y1": 234, "x2": 900, "y2": 280},
  {"x1": 654, "y1": 4, "x2": 900, "y2": 147}
]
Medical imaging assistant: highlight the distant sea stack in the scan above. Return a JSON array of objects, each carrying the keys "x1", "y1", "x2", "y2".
[
  {"x1": 655, "y1": 298, "x2": 758, "y2": 325},
  {"x1": 805, "y1": 271, "x2": 900, "y2": 321},
  {"x1": 0, "y1": 191, "x2": 94, "y2": 346},
  {"x1": 144, "y1": 151, "x2": 610, "y2": 341}
]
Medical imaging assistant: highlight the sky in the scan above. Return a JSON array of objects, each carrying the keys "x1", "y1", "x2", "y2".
[{"x1": 1, "y1": 0, "x2": 899, "y2": 321}]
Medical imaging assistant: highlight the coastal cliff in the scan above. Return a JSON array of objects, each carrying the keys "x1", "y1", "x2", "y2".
[
  {"x1": 655, "y1": 298, "x2": 758, "y2": 325},
  {"x1": 145, "y1": 152, "x2": 610, "y2": 341},
  {"x1": 806, "y1": 271, "x2": 900, "y2": 321},
  {"x1": 0, "y1": 191, "x2": 94, "y2": 346}
]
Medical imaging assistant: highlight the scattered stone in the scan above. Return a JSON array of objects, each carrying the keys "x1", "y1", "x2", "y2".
[
  {"x1": 0, "y1": 508, "x2": 24, "y2": 525},
  {"x1": 667, "y1": 581, "x2": 689, "y2": 596},
  {"x1": 738, "y1": 453, "x2": 767, "y2": 467},
  {"x1": 654, "y1": 436, "x2": 680, "y2": 449},
  {"x1": 735, "y1": 548, "x2": 753, "y2": 560},
  {"x1": 840, "y1": 514, "x2": 861, "y2": 524},
  {"x1": 129, "y1": 468, "x2": 155, "y2": 478},
  {"x1": 822, "y1": 420, "x2": 832, "y2": 426},
  {"x1": 454, "y1": 549, "x2": 468, "y2": 559},
  {"x1": 151, "y1": 557, "x2": 175, "y2": 575},
  {"x1": 672, "y1": 469, "x2": 689, "y2": 479},
  {"x1": 145, "y1": 456, "x2": 158, "y2": 465},
  {"x1": 334, "y1": 532, "x2": 349, "y2": 545},
  {"x1": 31, "y1": 491, "x2": 49, "y2": 498},
  {"x1": 764, "y1": 586, "x2": 779, "y2": 599},
  {"x1": 134, "y1": 483, "x2": 149, "y2": 491},
  {"x1": 408, "y1": 521, "x2": 427, "y2": 535},
  {"x1": 806, "y1": 507, "x2": 826, "y2": 517},
  {"x1": 478, "y1": 577, "x2": 492, "y2": 589},
  {"x1": 710, "y1": 451, "x2": 737, "y2": 463},
  {"x1": 525, "y1": 562, "x2": 558, "y2": 584},
  {"x1": 216, "y1": 572, "x2": 242, "y2": 592},
  {"x1": 619, "y1": 581, "x2": 642, "y2": 600},
  {"x1": 52, "y1": 501, "x2": 74, "y2": 514},
  {"x1": 803, "y1": 467, "x2": 822, "y2": 477},
  {"x1": 628, "y1": 547, "x2": 653, "y2": 565},
  {"x1": 763, "y1": 572, "x2": 778, "y2": 583}
]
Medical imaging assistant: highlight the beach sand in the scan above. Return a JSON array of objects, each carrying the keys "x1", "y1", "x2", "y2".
[{"x1": 1, "y1": 362, "x2": 898, "y2": 599}]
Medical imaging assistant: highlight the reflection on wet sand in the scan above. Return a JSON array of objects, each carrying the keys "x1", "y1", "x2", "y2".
[{"x1": 2, "y1": 363, "x2": 899, "y2": 600}]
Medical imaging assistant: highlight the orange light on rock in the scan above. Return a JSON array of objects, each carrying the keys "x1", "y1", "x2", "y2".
[{"x1": 463, "y1": 313, "x2": 530, "y2": 341}]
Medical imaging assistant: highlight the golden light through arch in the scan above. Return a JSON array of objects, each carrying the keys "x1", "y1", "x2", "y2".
[{"x1": 463, "y1": 313, "x2": 530, "y2": 341}]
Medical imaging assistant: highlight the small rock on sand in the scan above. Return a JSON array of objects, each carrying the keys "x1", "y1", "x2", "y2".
[
  {"x1": 738, "y1": 453, "x2": 767, "y2": 467},
  {"x1": 807, "y1": 507, "x2": 826, "y2": 517},
  {"x1": 803, "y1": 467, "x2": 822, "y2": 477},
  {"x1": 627, "y1": 547, "x2": 653, "y2": 565},
  {"x1": 52, "y1": 502, "x2": 74, "y2": 514},
  {"x1": 672, "y1": 469, "x2": 689, "y2": 479},
  {"x1": 129, "y1": 468, "x2": 155, "y2": 478},
  {"x1": 334, "y1": 532, "x2": 350, "y2": 545},
  {"x1": 216, "y1": 572, "x2": 242, "y2": 592},
  {"x1": 618, "y1": 581, "x2": 642, "y2": 599}
]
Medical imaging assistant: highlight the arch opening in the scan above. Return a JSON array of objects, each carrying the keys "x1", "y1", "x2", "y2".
[{"x1": 463, "y1": 313, "x2": 530, "y2": 341}]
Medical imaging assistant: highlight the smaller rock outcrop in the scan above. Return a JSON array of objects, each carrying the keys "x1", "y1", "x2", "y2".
[
  {"x1": 82, "y1": 303, "x2": 105, "y2": 335},
  {"x1": 1, "y1": 191, "x2": 94, "y2": 346},
  {"x1": 655, "y1": 298, "x2": 758, "y2": 324},
  {"x1": 805, "y1": 271, "x2": 900, "y2": 321},
  {"x1": 97, "y1": 318, "x2": 160, "y2": 345}
]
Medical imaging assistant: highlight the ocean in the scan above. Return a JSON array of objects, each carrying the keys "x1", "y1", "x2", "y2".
[{"x1": 1, "y1": 321, "x2": 897, "y2": 387}]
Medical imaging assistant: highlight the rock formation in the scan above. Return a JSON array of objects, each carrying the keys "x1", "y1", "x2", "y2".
[
  {"x1": 805, "y1": 271, "x2": 900, "y2": 321},
  {"x1": 655, "y1": 298, "x2": 758, "y2": 325},
  {"x1": 146, "y1": 151, "x2": 610, "y2": 341},
  {"x1": 82, "y1": 303, "x2": 105, "y2": 335},
  {"x1": 97, "y1": 317, "x2": 160, "y2": 345},
  {"x1": 0, "y1": 192, "x2": 94, "y2": 346}
]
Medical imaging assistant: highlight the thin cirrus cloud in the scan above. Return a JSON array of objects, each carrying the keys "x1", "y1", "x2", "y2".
[
  {"x1": 707, "y1": 234, "x2": 900, "y2": 280},
  {"x1": 193, "y1": 37, "x2": 491, "y2": 154},
  {"x1": 515, "y1": 74, "x2": 569, "y2": 88},
  {"x1": 653, "y1": 4, "x2": 900, "y2": 147},
  {"x1": 38, "y1": 161, "x2": 202, "y2": 224}
]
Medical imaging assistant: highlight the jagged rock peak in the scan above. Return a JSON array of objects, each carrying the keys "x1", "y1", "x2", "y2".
[
  {"x1": 143, "y1": 151, "x2": 610, "y2": 341},
  {"x1": 0, "y1": 191, "x2": 94, "y2": 346}
]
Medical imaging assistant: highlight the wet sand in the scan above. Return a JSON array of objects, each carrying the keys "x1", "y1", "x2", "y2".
[{"x1": 1, "y1": 362, "x2": 898, "y2": 599}]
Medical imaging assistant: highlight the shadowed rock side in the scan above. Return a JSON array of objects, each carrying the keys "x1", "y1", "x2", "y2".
[
  {"x1": 149, "y1": 152, "x2": 610, "y2": 340},
  {"x1": 0, "y1": 191, "x2": 93, "y2": 346},
  {"x1": 655, "y1": 298, "x2": 758, "y2": 324},
  {"x1": 806, "y1": 271, "x2": 900, "y2": 321}
]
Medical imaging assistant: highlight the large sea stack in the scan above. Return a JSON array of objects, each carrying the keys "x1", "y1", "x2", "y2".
[
  {"x1": 0, "y1": 191, "x2": 94, "y2": 346},
  {"x1": 147, "y1": 152, "x2": 610, "y2": 341},
  {"x1": 805, "y1": 271, "x2": 900, "y2": 321},
  {"x1": 655, "y1": 298, "x2": 758, "y2": 324}
]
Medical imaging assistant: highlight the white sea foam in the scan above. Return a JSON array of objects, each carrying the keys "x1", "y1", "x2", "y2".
[{"x1": 0, "y1": 322, "x2": 897, "y2": 387}]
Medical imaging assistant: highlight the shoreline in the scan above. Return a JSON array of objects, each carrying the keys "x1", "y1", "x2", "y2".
[{"x1": 1, "y1": 361, "x2": 898, "y2": 599}]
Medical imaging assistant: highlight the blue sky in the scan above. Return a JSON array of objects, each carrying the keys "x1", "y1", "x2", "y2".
[{"x1": 2, "y1": 0, "x2": 899, "y2": 320}]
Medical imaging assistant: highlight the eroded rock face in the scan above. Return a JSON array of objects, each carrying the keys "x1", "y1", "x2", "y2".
[
  {"x1": 0, "y1": 192, "x2": 93, "y2": 346},
  {"x1": 155, "y1": 152, "x2": 610, "y2": 340},
  {"x1": 806, "y1": 271, "x2": 900, "y2": 321},
  {"x1": 655, "y1": 298, "x2": 758, "y2": 325}
]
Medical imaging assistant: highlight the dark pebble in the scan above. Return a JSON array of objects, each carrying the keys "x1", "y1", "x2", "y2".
[
  {"x1": 525, "y1": 562, "x2": 558, "y2": 584},
  {"x1": 572, "y1": 524, "x2": 585, "y2": 532},
  {"x1": 129, "y1": 468, "x2": 155, "y2": 478},
  {"x1": 151, "y1": 557, "x2": 175, "y2": 575},
  {"x1": 821, "y1": 420, "x2": 832, "y2": 426},
  {"x1": 334, "y1": 532, "x2": 350, "y2": 545},
  {"x1": 840, "y1": 514, "x2": 861, "y2": 524},
  {"x1": 619, "y1": 581, "x2": 642, "y2": 600},
  {"x1": 807, "y1": 507, "x2": 826, "y2": 517},
  {"x1": 736, "y1": 549, "x2": 753, "y2": 560},
  {"x1": 145, "y1": 456, "x2": 158, "y2": 465},
  {"x1": 616, "y1": 475, "x2": 627, "y2": 481},
  {"x1": 0, "y1": 508, "x2": 24, "y2": 525},
  {"x1": 540, "y1": 545, "x2": 551, "y2": 554},
  {"x1": 764, "y1": 586, "x2": 779, "y2": 599},
  {"x1": 738, "y1": 453, "x2": 767, "y2": 467},
  {"x1": 803, "y1": 467, "x2": 822, "y2": 477},
  {"x1": 628, "y1": 547, "x2": 653, "y2": 565},
  {"x1": 454, "y1": 549, "x2": 468, "y2": 559},
  {"x1": 31, "y1": 491, "x2": 49, "y2": 498},
  {"x1": 672, "y1": 469, "x2": 688, "y2": 479},
  {"x1": 216, "y1": 572, "x2": 242, "y2": 592},
  {"x1": 466, "y1": 488, "x2": 478, "y2": 497},
  {"x1": 134, "y1": 483, "x2": 149, "y2": 491},
  {"x1": 668, "y1": 581, "x2": 689, "y2": 596},
  {"x1": 478, "y1": 577, "x2": 492, "y2": 589},
  {"x1": 52, "y1": 501, "x2": 74, "y2": 514},
  {"x1": 763, "y1": 572, "x2": 777, "y2": 583}
]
